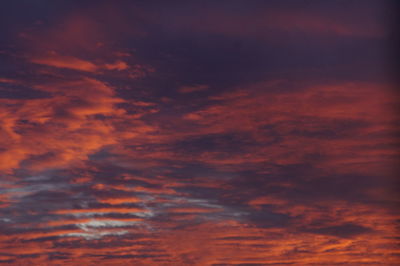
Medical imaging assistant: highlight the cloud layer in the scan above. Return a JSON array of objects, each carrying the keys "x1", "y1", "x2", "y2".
[{"x1": 0, "y1": 1, "x2": 398, "y2": 265}]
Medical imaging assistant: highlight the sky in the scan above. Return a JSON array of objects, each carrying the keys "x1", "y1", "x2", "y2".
[{"x1": 0, "y1": 0, "x2": 399, "y2": 265}]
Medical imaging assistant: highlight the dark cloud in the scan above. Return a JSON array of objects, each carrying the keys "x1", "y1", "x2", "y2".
[{"x1": 302, "y1": 223, "x2": 374, "y2": 238}]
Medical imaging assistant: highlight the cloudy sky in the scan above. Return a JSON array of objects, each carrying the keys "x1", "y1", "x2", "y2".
[{"x1": 0, "y1": 0, "x2": 399, "y2": 265}]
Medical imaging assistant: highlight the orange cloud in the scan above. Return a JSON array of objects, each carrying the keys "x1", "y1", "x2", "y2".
[
  {"x1": 54, "y1": 207, "x2": 148, "y2": 215},
  {"x1": 167, "y1": 207, "x2": 222, "y2": 214},
  {"x1": 97, "y1": 197, "x2": 142, "y2": 205},
  {"x1": 0, "y1": 2, "x2": 397, "y2": 265},
  {"x1": 0, "y1": 77, "x2": 128, "y2": 172},
  {"x1": 104, "y1": 60, "x2": 129, "y2": 71},
  {"x1": 30, "y1": 55, "x2": 98, "y2": 72},
  {"x1": 178, "y1": 81, "x2": 398, "y2": 174}
]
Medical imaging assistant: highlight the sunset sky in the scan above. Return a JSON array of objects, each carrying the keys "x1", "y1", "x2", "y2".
[{"x1": 0, "y1": 1, "x2": 399, "y2": 265}]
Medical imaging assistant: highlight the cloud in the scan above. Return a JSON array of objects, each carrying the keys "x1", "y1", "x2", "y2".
[
  {"x1": 104, "y1": 60, "x2": 129, "y2": 71},
  {"x1": 167, "y1": 207, "x2": 222, "y2": 214},
  {"x1": 96, "y1": 197, "x2": 142, "y2": 205},
  {"x1": 302, "y1": 223, "x2": 373, "y2": 238},
  {"x1": 0, "y1": 75, "x2": 158, "y2": 172},
  {"x1": 178, "y1": 81, "x2": 397, "y2": 174},
  {"x1": 30, "y1": 55, "x2": 131, "y2": 73},
  {"x1": 76, "y1": 219, "x2": 141, "y2": 229},
  {"x1": 178, "y1": 84, "x2": 209, "y2": 94},
  {"x1": 54, "y1": 207, "x2": 151, "y2": 217},
  {"x1": 60, "y1": 230, "x2": 128, "y2": 240},
  {"x1": 30, "y1": 55, "x2": 98, "y2": 72},
  {"x1": 0, "y1": 1, "x2": 397, "y2": 264},
  {"x1": 44, "y1": 217, "x2": 143, "y2": 228}
]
